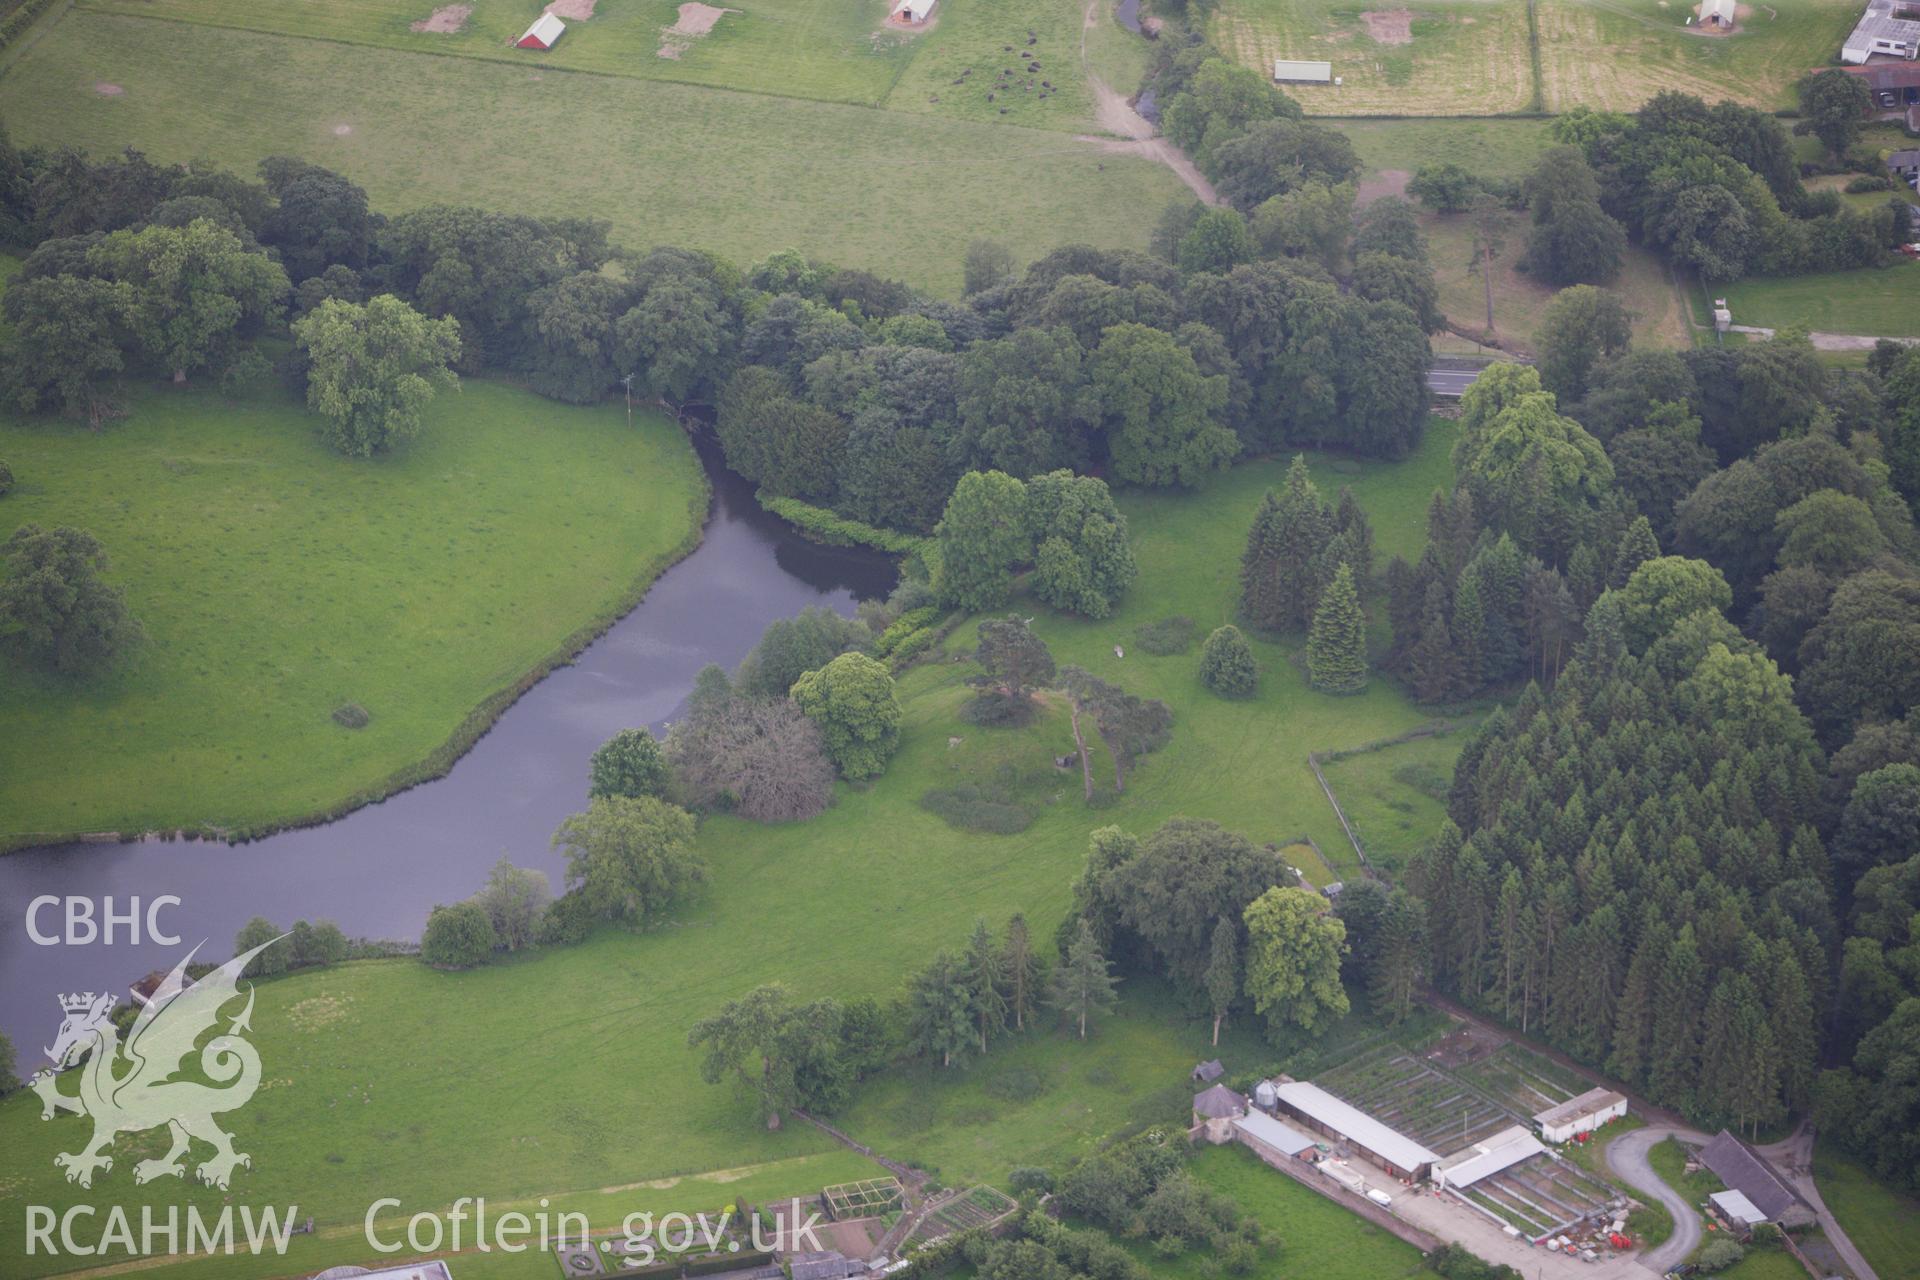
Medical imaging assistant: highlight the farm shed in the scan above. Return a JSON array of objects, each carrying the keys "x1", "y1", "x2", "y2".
[
  {"x1": 890, "y1": 0, "x2": 936, "y2": 22},
  {"x1": 1233, "y1": 1110, "x2": 1319, "y2": 1166},
  {"x1": 1273, "y1": 59, "x2": 1334, "y2": 84},
  {"x1": 517, "y1": 12, "x2": 565, "y2": 49},
  {"x1": 1699, "y1": 0, "x2": 1736, "y2": 27},
  {"x1": 1697, "y1": 1131, "x2": 1817, "y2": 1228},
  {"x1": 1890, "y1": 148, "x2": 1920, "y2": 183},
  {"x1": 1193, "y1": 1084, "x2": 1248, "y2": 1143},
  {"x1": 1433, "y1": 1125, "x2": 1548, "y2": 1191},
  {"x1": 1271, "y1": 1080, "x2": 1439, "y2": 1181},
  {"x1": 1843, "y1": 0, "x2": 1920, "y2": 63},
  {"x1": 1533, "y1": 1087, "x2": 1627, "y2": 1143},
  {"x1": 788, "y1": 1253, "x2": 862, "y2": 1280},
  {"x1": 310, "y1": 1264, "x2": 455, "y2": 1280},
  {"x1": 1193, "y1": 1059, "x2": 1226, "y2": 1084},
  {"x1": 1710, "y1": 1189, "x2": 1770, "y2": 1233}
]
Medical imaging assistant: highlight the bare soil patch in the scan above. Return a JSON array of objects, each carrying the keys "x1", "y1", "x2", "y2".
[
  {"x1": 1361, "y1": 8, "x2": 1413, "y2": 44},
  {"x1": 409, "y1": 4, "x2": 470, "y2": 33},
  {"x1": 1356, "y1": 167, "x2": 1410, "y2": 206},
  {"x1": 658, "y1": 2, "x2": 734, "y2": 57},
  {"x1": 94, "y1": 81, "x2": 125, "y2": 96},
  {"x1": 332, "y1": 123, "x2": 353, "y2": 136},
  {"x1": 545, "y1": 0, "x2": 597, "y2": 18}
]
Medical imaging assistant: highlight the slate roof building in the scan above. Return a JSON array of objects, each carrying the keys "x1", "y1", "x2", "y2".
[{"x1": 1696, "y1": 1131, "x2": 1817, "y2": 1228}]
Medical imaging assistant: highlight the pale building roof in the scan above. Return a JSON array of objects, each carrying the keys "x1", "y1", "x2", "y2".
[
  {"x1": 1274, "y1": 1081, "x2": 1439, "y2": 1171},
  {"x1": 1233, "y1": 1110, "x2": 1318, "y2": 1156},
  {"x1": 521, "y1": 12, "x2": 565, "y2": 45},
  {"x1": 1273, "y1": 60, "x2": 1333, "y2": 83},
  {"x1": 1533, "y1": 1087, "x2": 1626, "y2": 1129}
]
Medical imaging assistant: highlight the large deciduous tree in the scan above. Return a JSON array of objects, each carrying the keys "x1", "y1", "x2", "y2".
[
  {"x1": 88, "y1": 218, "x2": 288, "y2": 384},
  {"x1": 663, "y1": 694, "x2": 836, "y2": 822},
  {"x1": 789, "y1": 651, "x2": 902, "y2": 781},
  {"x1": 0, "y1": 524, "x2": 142, "y2": 674},
  {"x1": 1088, "y1": 323, "x2": 1236, "y2": 488},
  {"x1": 293, "y1": 294, "x2": 461, "y2": 456},
  {"x1": 933, "y1": 470, "x2": 1030, "y2": 611},
  {"x1": 0, "y1": 274, "x2": 135, "y2": 427},
  {"x1": 551, "y1": 795, "x2": 705, "y2": 926},
  {"x1": 1243, "y1": 887, "x2": 1350, "y2": 1036}
]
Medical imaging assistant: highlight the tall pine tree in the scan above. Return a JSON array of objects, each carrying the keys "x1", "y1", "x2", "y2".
[{"x1": 1308, "y1": 562, "x2": 1368, "y2": 693}]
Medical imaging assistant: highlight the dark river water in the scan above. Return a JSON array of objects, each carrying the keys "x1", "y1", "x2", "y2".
[{"x1": 0, "y1": 435, "x2": 895, "y2": 1058}]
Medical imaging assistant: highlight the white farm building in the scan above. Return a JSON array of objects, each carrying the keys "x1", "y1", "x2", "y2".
[
  {"x1": 891, "y1": 0, "x2": 937, "y2": 23},
  {"x1": 1433, "y1": 1125, "x2": 1548, "y2": 1191},
  {"x1": 1533, "y1": 1087, "x2": 1628, "y2": 1143},
  {"x1": 1273, "y1": 59, "x2": 1333, "y2": 84},
  {"x1": 1699, "y1": 0, "x2": 1737, "y2": 26},
  {"x1": 1843, "y1": 0, "x2": 1920, "y2": 63},
  {"x1": 1272, "y1": 1080, "x2": 1439, "y2": 1180}
]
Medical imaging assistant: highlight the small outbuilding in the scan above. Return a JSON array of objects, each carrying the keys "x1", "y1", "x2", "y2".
[
  {"x1": 1273, "y1": 59, "x2": 1333, "y2": 84},
  {"x1": 1433, "y1": 1125, "x2": 1547, "y2": 1190},
  {"x1": 517, "y1": 12, "x2": 566, "y2": 49},
  {"x1": 1192, "y1": 1059, "x2": 1226, "y2": 1084},
  {"x1": 1533, "y1": 1087, "x2": 1628, "y2": 1143},
  {"x1": 1699, "y1": 0, "x2": 1737, "y2": 28},
  {"x1": 1710, "y1": 1189, "x2": 1770, "y2": 1235},
  {"x1": 1233, "y1": 1109, "x2": 1318, "y2": 1167},
  {"x1": 891, "y1": 0, "x2": 936, "y2": 22},
  {"x1": 788, "y1": 1253, "x2": 862, "y2": 1280},
  {"x1": 1193, "y1": 1083, "x2": 1248, "y2": 1143},
  {"x1": 1889, "y1": 148, "x2": 1920, "y2": 186}
]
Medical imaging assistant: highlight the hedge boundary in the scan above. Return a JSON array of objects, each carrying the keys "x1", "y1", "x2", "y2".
[{"x1": 755, "y1": 490, "x2": 930, "y2": 557}]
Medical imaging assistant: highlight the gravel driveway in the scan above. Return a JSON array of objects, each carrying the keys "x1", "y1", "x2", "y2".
[{"x1": 1606, "y1": 1126, "x2": 1707, "y2": 1275}]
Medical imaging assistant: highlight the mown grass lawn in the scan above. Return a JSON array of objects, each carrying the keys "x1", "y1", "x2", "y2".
[
  {"x1": 1716, "y1": 261, "x2": 1920, "y2": 338},
  {"x1": 0, "y1": 10, "x2": 1186, "y2": 295},
  {"x1": 1208, "y1": 0, "x2": 1537, "y2": 116},
  {"x1": 1319, "y1": 724, "x2": 1476, "y2": 877},
  {"x1": 0, "y1": 429, "x2": 1456, "y2": 1278},
  {"x1": 1813, "y1": 1145, "x2": 1920, "y2": 1280},
  {"x1": 1341, "y1": 117, "x2": 1554, "y2": 183},
  {"x1": 74, "y1": 0, "x2": 915, "y2": 106},
  {"x1": 880, "y1": 0, "x2": 1099, "y2": 131},
  {"x1": 1536, "y1": 0, "x2": 1860, "y2": 113},
  {"x1": 0, "y1": 380, "x2": 706, "y2": 846}
]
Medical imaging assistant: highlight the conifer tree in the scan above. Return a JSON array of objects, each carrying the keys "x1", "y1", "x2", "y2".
[
  {"x1": 1649, "y1": 925, "x2": 1706, "y2": 1110},
  {"x1": 1335, "y1": 486, "x2": 1375, "y2": 585},
  {"x1": 1611, "y1": 515, "x2": 1661, "y2": 589},
  {"x1": 1243, "y1": 456, "x2": 1335, "y2": 631},
  {"x1": 908, "y1": 951, "x2": 975, "y2": 1068},
  {"x1": 1370, "y1": 890, "x2": 1428, "y2": 1023},
  {"x1": 1200, "y1": 624, "x2": 1259, "y2": 698},
  {"x1": 1004, "y1": 914, "x2": 1040, "y2": 1032},
  {"x1": 1204, "y1": 916, "x2": 1239, "y2": 1047},
  {"x1": 1308, "y1": 562, "x2": 1368, "y2": 693},
  {"x1": 1409, "y1": 578, "x2": 1463, "y2": 703},
  {"x1": 964, "y1": 917, "x2": 1009, "y2": 1055},
  {"x1": 1453, "y1": 571, "x2": 1489, "y2": 694},
  {"x1": 1239, "y1": 490, "x2": 1285, "y2": 631},
  {"x1": 1050, "y1": 919, "x2": 1120, "y2": 1039}
]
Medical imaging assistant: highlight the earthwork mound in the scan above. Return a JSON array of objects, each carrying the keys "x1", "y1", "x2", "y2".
[
  {"x1": 1361, "y1": 7, "x2": 1413, "y2": 44},
  {"x1": 410, "y1": 4, "x2": 471, "y2": 32},
  {"x1": 94, "y1": 81, "x2": 125, "y2": 95},
  {"x1": 546, "y1": 0, "x2": 598, "y2": 19}
]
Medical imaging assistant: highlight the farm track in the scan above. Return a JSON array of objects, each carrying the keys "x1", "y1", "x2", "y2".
[
  {"x1": 1077, "y1": 0, "x2": 1221, "y2": 205},
  {"x1": 1605, "y1": 1126, "x2": 1706, "y2": 1275}
]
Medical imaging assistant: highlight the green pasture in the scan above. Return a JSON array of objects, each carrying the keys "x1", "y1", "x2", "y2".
[
  {"x1": 880, "y1": 0, "x2": 1098, "y2": 131},
  {"x1": 1535, "y1": 0, "x2": 1861, "y2": 113},
  {"x1": 0, "y1": 426, "x2": 1457, "y2": 1277},
  {"x1": 1317, "y1": 725, "x2": 1473, "y2": 876},
  {"x1": 0, "y1": 380, "x2": 706, "y2": 847},
  {"x1": 72, "y1": 0, "x2": 913, "y2": 106},
  {"x1": 1208, "y1": 0, "x2": 1538, "y2": 116},
  {"x1": 1342, "y1": 117, "x2": 1554, "y2": 183},
  {"x1": 0, "y1": 10, "x2": 1186, "y2": 295},
  {"x1": 1814, "y1": 1146, "x2": 1920, "y2": 1280},
  {"x1": 1713, "y1": 261, "x2": 1920, "y2": 338}
]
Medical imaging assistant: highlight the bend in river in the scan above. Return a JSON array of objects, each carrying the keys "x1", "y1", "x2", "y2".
[{"x1": 0, "y1": 435, "x2": 895, "y2": 1053}]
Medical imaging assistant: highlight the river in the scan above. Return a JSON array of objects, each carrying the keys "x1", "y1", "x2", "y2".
[{"x1": 0, "y1": 435, "x2": 896, "y2": 1057}]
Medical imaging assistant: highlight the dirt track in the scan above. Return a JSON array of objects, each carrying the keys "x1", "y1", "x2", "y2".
[{"x1": 1077, "y1": 0, "x2": 1220, "y2": 205}]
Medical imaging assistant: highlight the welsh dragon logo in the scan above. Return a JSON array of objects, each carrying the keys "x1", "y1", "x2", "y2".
[{"x1": 30, "y1": 936, "x2": 280, "y2": 1190}]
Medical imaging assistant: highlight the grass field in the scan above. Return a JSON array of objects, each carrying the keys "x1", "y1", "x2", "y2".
[
  {"x1": 879, "y1": 0, "x2": 1097, "y2": 130},
  {"x1": 1422, "y1": 207, "x2": 1692, "y2": 352},
  {"x1": 0, "y1": 8, "x2": 1187, "y2": 295},
  {"x1": 1318, "y1": 726, "x2": 1473, "y2": 876},
  {"x1": 1814, "y1": 1146, "x2": 1920, "y2": 1280},
  {"x1": 1132, "y1": 1144, "x2": 1430, "y2": 1280},
  {"x1": 1536, "y1": 0, "x2": 1860, "y2": 113},
  {"x1": 0, "y1": 379, "x2": 705, "y2": 845},
  {"x1": 1209, "y1": 0, "x2": 1538, "y2": 116},
  {"x1": 1713, "y1": 261, "x2": 1920, "y2": 338},
  {"x1": 0, "y1": 426, "x2": 1457, "y2": 1278},
  {"x1": 1343, "y1": 117, "x2": 1554, "y2": 182}
]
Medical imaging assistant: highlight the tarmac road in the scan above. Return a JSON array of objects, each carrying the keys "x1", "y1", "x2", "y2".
[
  {"x1": 1427, "y1": 368, "x2": 1482, "y2": 397},
  {"x1": 1606, "y1": 1125, "x2": 1707, "y2": 1275}
]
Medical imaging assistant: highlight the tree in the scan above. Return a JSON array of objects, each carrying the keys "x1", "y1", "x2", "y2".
[
  {"x1": 0, "y1": 274, "x2": 135, "y2": 426},
  {"x1": 1204, "y1": 916, "x2": 1240, "y2": 1046},
  {"x1": 1025, "y1": 469, "x2": 1138, "y2": 618},
  {"x1": 234, "y1": 917, "x2": 288, "y2": 978},
  {"x1": 1407, "y1": 578, "x2": 1464, "y2": 702},
  {"x1": 1240, "y1": 458, "x2": 1335, "y2": 632},
  {"x1": 1537, "y1": 286, "x2": 1632, "y2": 402},
  {"x1": 1520, "y1": 147, "x2": 1625, "y2": 286},
  {"x1": 1799, "y1": 572, "x2": 1920, "y2": 747},
  {"x1": 1610, "y1": 556, "x2": 1733, "y2": 652},
  {"x1": 1177, "y1": 207, "x2": 1253, "y2": 275},
  {"x1": 687, "y1": 984, "x2": 851, "y2": 1129},
  {"x1": 0, "y1": 524, "x2": 143, "y2": 674},
  {"x1": 522, "y1": 271, "x2": 632, "y2": 403},
  {"x1": 954, "y1": 326, "x2": 1096, "y2": 477},
  {"x1": 1250, "y1": 181, "x2": 1354, "y2": 273},
  {"x1": 736, "y1": 606, "x2": 871, "y2": 700},
  {"x1": 1798, "y1": 70, "x2": 1873, "y2": 160},
  {"x1": 1005, "y1": 914, "x2": 1041, "y2": 1031},
  {"x1": 1774, "y1": 490, "x2": 1887, "y2": 576},
  {"x1": 1453, "y1": 363, "x2": 1615, "y2": 561},
  {"x1": 616, "y1": 278, "x2": 732, "y2": 404},
  {"x1": 258, "y1": 159, "x2": 374, "y2": 282},
  {"x1": 933, "y1": 470, "x2": 1030, "y2": 611},
  {"x1": 0, "y1": 1032, "x2": 15, "y2": 1096},
  {"x1": 1060, "y1": 667, "x2": 1173, "y2": 794},
  {"x1": 1050, "y1": 919, "x2": 1119, "y2": 1039},
  {"x1": 1352, "y1": 251, "x2": 1443, "y2": 333},
  {"x1": 287, "y1": 918, "x2": 350, "y2": 969},
  {"x1": 1307, "y1": 563, "x2": 1367, "y2": 694},
  {"x1": 1203, "y1": 113, "x2": 1358, "y2": 209},
  {"x1": 89, "y1": 218, "x2": 288, "y2": 383},
  {"x1": 1409, "y1": 163, "x2": 1481, "y2": 214},
  {"x1": 908, "y1": 951, "x2": 975, "y2": 1066},
  {"x1": 293, "y1": 295, "x2": 461, "y2": 457},
  {"x1": 589, "y1": 728, "x2": 670, "y2": 800},
  {"x1": 551, "y1": 795, "x2": 705, "y2": 927},
  {"x1": 1243, "y1": 886, "x2": 1350, "y2": 1036},
  {"x1": 1089, "y1": 323, "x2": 1236, "y2": 488},
  {"x1": 1368, "y1": 889, "x2": 1429, "y2": 1023},
  {"x1": 963, "y1": 239, "x2": 1016, "y2": 295},
  {"x1": 1109, "y1": 817, "x2": 1290, "y2": 997},
  {"x1": 663, "y1": 695, "x2": 837, "y2": 821},
  {"x1": 1697, "y1": 1239, "x2": 1747, "y2": 1274},
  {"x1": 472, "y1": 856, "x2": 551, "y2": 951},
  {"x1": 421, "y1": 901, "x2": 496, "y2": 969},
  {"x1": 964, "y1": 918, "x2": 1009, "y2": 1054},
  {"x1": 1199, "y1": 624, "x2": 1259, "y2": 698},
  {"x1": 789, "y1": 651, "x2": 902, "y2": 780},
  {"x1": 1835, "y1": 765, "x2": 1920, "y2": 885},
  {"x1": 973, "y1": 616, "x2": 1056, "y2": 703}
]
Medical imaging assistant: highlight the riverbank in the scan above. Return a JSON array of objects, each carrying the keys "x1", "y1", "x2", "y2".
[{"x1": 0, "y1": 380, "x2": 709, "y2": 853}]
